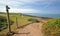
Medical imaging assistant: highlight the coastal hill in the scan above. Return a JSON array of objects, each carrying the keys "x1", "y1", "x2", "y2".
[{"x1": 0, "y1": 12, "x2": 56, "y2": 36}]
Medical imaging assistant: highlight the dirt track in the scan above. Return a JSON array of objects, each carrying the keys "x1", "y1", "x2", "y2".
[{"x1": 13, "y1": 22, "x2": 43, "y2": 36}]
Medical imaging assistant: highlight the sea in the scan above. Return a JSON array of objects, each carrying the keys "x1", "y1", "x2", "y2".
[{"x1": 24, "y1": 13, "x2": 60, "y2": 18}]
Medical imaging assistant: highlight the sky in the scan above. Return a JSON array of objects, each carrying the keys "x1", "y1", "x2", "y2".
[{"x1": 0, "y1": 0, "x2": 60, "y2": 14}]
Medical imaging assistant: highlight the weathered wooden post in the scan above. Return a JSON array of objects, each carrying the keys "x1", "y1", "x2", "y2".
[
  {"x1": 6, "y1": 5, "x2": 11, "y2": 36},
  {"x1": 6, "y1": 5, "x2": 11, "y2": 33},
  {"x1": 16, "y1": 17, "x2": 18, "y2": 28}
]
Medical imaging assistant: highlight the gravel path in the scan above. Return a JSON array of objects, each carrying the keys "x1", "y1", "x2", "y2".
[{"x1": 13, "y1": 22, "x2": 43, "y2": 36}]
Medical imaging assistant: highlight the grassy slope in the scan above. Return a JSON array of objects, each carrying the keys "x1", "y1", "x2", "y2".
[
  {"x1": 42, "y1": 18, "x2": 60, "y2": 36},
  {"x1": 0, "y1": 13, "x2": 33, "y2": 36},
  {"x1": 0, "y1": 13, "x2": 54, "y2": 36}
]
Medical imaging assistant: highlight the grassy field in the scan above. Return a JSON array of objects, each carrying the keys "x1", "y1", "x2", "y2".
[
  {"x1": 0, "y1": 13, "x2": 54, "y2": 36},
  {"x1": 42, "y1": 18, "x2": 60, "y2": 36},
  {"x1": 0, "y1": 13, "x2": 34, "y2": 36}
]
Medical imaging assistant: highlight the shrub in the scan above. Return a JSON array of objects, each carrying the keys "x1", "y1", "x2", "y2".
[
  {"x1": 28, "y1": 18, "x2": 40, "y2": 23},
  {"x1": 0, "y1": 16, "x2": 14, "y2": 31},
  {"x1": 42, "y1": 18, "x2": 60, "y2": 36}
]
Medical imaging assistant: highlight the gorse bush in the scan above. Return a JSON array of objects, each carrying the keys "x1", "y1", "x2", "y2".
[
  {"x1": 28, "y1": 18, "x2": 40, "y2": 23},
  {"x1": 42, "y1": 18, "x2": 60, "y2": 36},
  {"x1": 0, "y1": 16, "x2": 14, "y2": 31}
]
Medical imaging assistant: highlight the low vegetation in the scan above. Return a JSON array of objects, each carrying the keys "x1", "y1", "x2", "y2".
[
  {"x1": 42, "y1": 18, "x2": 60, "y2": 36},
  {"x1": 28, "y1": 18, "x2": 40, "y2": 23},
  {"x1": 0, "y1": 16, "x2": 14, "y2": 31},
  {"x1": 0, "y1": 13, "x2": 35, "y2": 36}
]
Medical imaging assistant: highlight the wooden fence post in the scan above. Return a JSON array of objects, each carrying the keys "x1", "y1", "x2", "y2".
[
  {"x1": 6, "y1": 5, "x2": 11, "y2": 33},
  {"x1": 16, "y1": 17, "x2": 18, "y2": 28},
  {"x1": 6, "y1": 5, "x2": 13, "y2": 36}
]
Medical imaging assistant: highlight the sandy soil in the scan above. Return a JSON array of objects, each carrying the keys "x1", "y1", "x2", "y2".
[{"x1": 13, "y1": 22, "x2": 43, "y2": 36}]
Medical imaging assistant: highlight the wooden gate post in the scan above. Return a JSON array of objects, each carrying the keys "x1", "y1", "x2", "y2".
[
  {"x1": 6, "y1": 5, "x2": 11, "y2": 33},
  {"x1": 16, "y1": 17, "x2": 18, "y2": 28}
]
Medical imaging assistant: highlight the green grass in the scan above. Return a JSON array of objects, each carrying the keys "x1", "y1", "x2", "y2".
[
  {"x1": 42, "y1": 18, "x2": 60, "y2": 36},
  {"x1": 0, "y1": 13, "x2": 34, "y2": 36}
]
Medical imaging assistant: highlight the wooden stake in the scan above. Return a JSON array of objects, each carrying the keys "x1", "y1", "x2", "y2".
[
  {"x1": 16, "y1": 17, "x2": 18, "y2": 28},
  {"x1": 6, "y1": 5, "x2": 11, "y2": 33}
]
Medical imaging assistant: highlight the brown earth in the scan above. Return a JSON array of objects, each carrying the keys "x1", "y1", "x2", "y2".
[{"x1": 13, "y1": 22, "x2": 43, "y2": 36}]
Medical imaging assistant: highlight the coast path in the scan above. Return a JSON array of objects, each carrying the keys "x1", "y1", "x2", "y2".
[{"x1": 13, "y1": 22, "x2": 43, "y2": 36}]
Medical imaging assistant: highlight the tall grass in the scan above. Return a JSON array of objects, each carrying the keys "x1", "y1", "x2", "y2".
[
  {"x1": 42, "y1": 18, "x2": 60, "y2": 36},
  {"x1": 0, "y1": 13, "x2": 34, "y2": 36}
]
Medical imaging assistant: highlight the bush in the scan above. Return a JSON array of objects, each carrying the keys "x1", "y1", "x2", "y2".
[
  {"x1": 28, "y1": 18, "x2": 40, "y2": 23},
  {"x1": 0, "y1": 16, "x2": 14, "y2": 31},
  {"x1": 42, "y1": 18, "x2": 60, "y2": 36}
]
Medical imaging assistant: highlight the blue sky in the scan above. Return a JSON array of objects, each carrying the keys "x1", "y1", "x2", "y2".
[{"x1": 0, "y1": 0, "x2": 60, "y2": 14}]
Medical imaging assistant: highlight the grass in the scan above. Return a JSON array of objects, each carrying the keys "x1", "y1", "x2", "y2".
[
  {"x1": 42, "y1": 18, "x2": 60, "y2": 36},
  {"x1": 0, "y1": 13, "x2": 54, "y2": 36},
  {"x1": 0, "y1": 13, "x2": 34, "y2": 36}
]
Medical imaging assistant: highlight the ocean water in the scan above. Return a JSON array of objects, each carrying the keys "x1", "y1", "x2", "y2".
[{"x1": 24, "y1": 13, "x2": 60, "y2": 18}]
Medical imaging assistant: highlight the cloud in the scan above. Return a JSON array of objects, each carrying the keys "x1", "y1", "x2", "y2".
[
  {"x1": 9, "y1": 8, "x2": 40, "y2": 13},
  {"x1": 0, "y1": 6, "x2": 6, "y2": 12},
  {"x1": 0, "y1": 0, "x2": 24, "y2": 6},
  {"x1": 0, "y1": 0, "x2": 60, "y2": 14},
  {"x1": 0, "y1": 0, "x2": 59, "y2": 6},
  {"x1": 0, "y1": 6, "x2": 40, "y2": 13}
]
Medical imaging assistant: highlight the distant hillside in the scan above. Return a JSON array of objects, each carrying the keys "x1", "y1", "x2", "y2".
[
  {"x1": 20, "y1": 13, "x2": 53, "y2": 19},
  {"x1": 0, "y1": 12, "x2": 6, "y2": 14},
  {"x1": 0, "y1": 12, "x2": 53, "y2": 19}
]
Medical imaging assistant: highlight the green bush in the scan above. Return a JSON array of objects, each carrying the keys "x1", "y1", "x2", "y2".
[
  {"x1": 28, "y1": 18, "x2": 40, "y2": 23},
  {"x1": 0, "y1": 16, "x2": 14, "y2": 31},
  {"x1": 42, "y1": 18, "x2": 60, "y2": 36}
]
